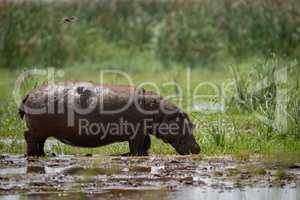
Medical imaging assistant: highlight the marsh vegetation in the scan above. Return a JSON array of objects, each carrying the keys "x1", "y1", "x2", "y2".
[{"x1": 0, "y1": 0, "x2": 299, "y2": 159}]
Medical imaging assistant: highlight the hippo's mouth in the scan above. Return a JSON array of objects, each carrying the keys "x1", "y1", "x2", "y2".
[{"x1": 172, "y1": 143, "x2": 200, "y2": 155}]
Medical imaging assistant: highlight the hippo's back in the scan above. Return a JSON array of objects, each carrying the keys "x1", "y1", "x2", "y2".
[{"x1": 19, "y1": 81, "x2": 146, "y2": 146}]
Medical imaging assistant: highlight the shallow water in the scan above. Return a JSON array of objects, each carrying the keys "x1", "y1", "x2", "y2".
[
  {"x1": 1, "y1": 187, "x2": 299, "y2": 200},
  {"x1": 0, "y1": 155, "x2": 299, "y2": 200},
  {"x1": 192, "y1": 103, "x2": 225, "y2": 113}
]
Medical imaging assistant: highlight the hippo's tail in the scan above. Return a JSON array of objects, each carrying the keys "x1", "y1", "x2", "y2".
[{"x1": 18, "y1": 94, "x2": 29, "y2": 119}]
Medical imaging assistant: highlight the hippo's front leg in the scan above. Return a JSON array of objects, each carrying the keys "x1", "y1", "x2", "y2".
[
  {"x1": 128, "y1": 134, "x2": 151, "y2": 156},
  {"x1": 24, "y1": 130, "x2": 47, "y2": 157}
]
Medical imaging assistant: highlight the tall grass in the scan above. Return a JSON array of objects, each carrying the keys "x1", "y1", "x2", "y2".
[
  {"x1": 229, "y1": 57, "x2": 300, "y2": 139},
  {"x1": 0, "y1": 0, "x2": 299, "y2": 156},
  {"x1": 230, "y1": 58, "x2": 279, "y2": 113},
  {"x1": 0, "y1": 0, "x2": 299, "y2": 69},
  {"x1": 287, "y1": 79, "x2": 300, "y2": 139}
]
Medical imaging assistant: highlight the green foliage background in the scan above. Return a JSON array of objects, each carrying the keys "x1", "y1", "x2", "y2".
[
  {"x1": 0, "y1": 0, "x2": 299, "y2": 158},
  {"x1": 0, "y1": 0, "x2": 300, "y2": 69}
]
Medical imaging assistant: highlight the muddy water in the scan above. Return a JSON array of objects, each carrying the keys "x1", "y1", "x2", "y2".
[{"x1": 0, "y1": 155, "x2": 299, "y2": 200}]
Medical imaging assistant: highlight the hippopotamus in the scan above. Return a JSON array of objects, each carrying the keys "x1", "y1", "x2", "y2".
[{"x1": 19, "y1": 81, "x2": 200, "y2": 156}]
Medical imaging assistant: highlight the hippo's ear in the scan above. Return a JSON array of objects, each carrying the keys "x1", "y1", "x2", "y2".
[{"x1": 179, "y1": 111, "x2": 187, "y2": 118}]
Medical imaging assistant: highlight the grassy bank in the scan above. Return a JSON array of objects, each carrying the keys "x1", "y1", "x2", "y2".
[
  {"x1": 0, "y1": 0, "x2": 299, "y2": 161},
  {"x1": 0, "y1": 57, "x2": 299, "y2": 161}
]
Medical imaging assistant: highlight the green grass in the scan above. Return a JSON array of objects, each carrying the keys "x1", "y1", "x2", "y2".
[
  {"x1": 0, "y1": 57, "x2": 299, "y2": 161},
  {"x1": 0, "y1": 0, "x2": 299, "y2": 160},
  {"x1": 0, "y1": 0, "x2": 299, "y2": 69}
]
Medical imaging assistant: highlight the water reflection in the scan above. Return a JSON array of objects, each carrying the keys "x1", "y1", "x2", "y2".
[
  {"x1": 170, "y1": 187, "x2": 300, "y2": 200},
  {"x1": 1, "y1": 187, "x2": 299, "y2": 200}
]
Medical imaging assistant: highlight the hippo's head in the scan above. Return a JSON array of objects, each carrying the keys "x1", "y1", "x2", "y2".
[{"x1": 155, "y1": 103, "x2": 200, "y2": 155}]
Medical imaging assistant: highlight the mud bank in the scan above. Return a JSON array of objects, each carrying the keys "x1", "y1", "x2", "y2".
[{"x1": 0, "y1": 154, "x2": 299, "y2": 199}]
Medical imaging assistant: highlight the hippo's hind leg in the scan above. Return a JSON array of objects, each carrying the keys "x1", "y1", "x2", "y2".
[
  {"x1": 128, "y1": 134, "x2": 151, "y2": 156},
  {"x1": 140, "y1": 134, "x2": 151, "y2": 156},
  {"x1": 24, "y1": 130, "x2": 46, "y2": 157}
]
